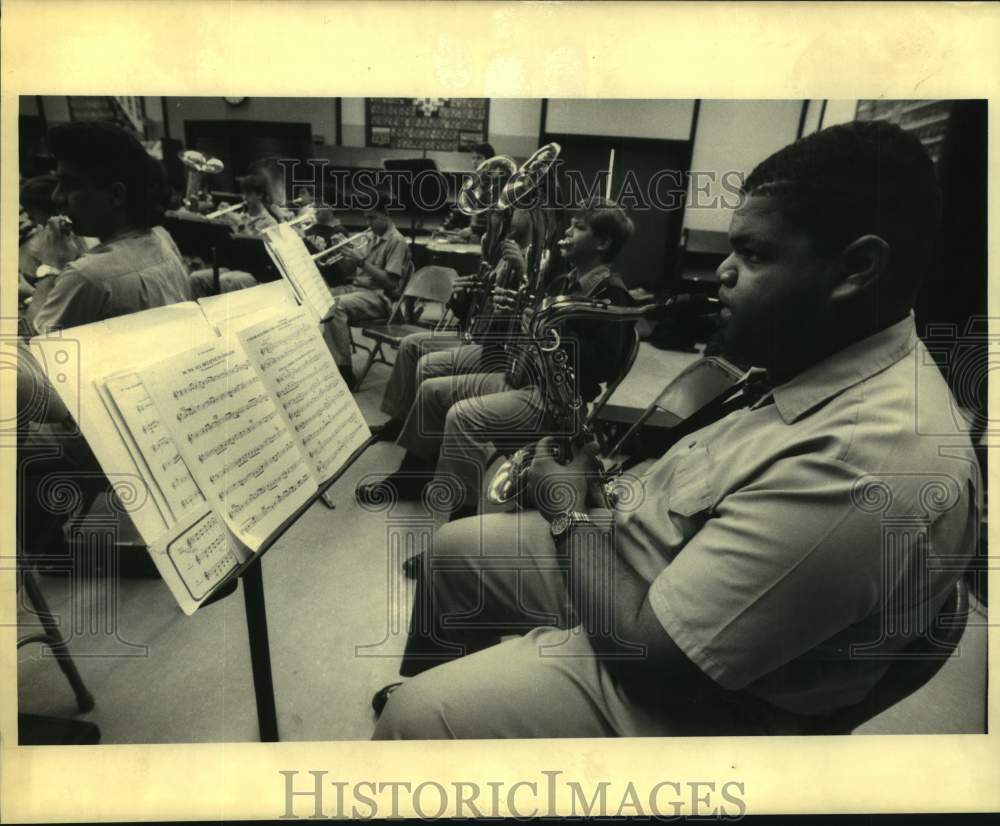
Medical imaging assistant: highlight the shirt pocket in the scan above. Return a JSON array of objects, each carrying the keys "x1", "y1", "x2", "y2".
[{"x1": 667, "y1": 442, "x2": 714, "y2": 517}]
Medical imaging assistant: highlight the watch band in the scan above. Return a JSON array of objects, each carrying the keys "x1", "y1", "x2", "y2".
[{"x1": 551, "y1": 510, "x2": 593, "y2": 541}]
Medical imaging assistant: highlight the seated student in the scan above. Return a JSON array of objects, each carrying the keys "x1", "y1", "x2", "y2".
[
  {"x1": 302, "y1": 207, "x2": 355, "y2": 287},
  {"x1": 369, "y1": 201, "x2": 531, "y2": 441},
  {"x1": 28, "y1": 122, "x2": 190, "y2": 335},
  {"x1": 371, "y1": 162, "x2": 567, "y2": 441},
  {"x1": 17, "y1": 175, "x2": 93, "y2": 331},
  {"x1": 322, "y1": 196, "x2": 413, "y2": 388},
  {"x1": 18, "y1": 120, "x2": 192, "y2": 564},
  {"x1": 357, "y1": 198, "x2": 635, "y2": 520},
  {"x1": 246, "y1": 156, "x2": 298, "y2": 224},
  {"x1": 189, "y1": 173, "x2": 279, "y2": 297},
  {"x1": 371, "y1": 121, "x2": 980, "y2": 739},
  {"x1": 221, "y1": 173, "x2": 280, "y2": 236}
]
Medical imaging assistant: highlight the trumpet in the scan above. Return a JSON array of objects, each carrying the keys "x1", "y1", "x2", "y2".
[
  {"x1": 310, "y1": 229, "x2": 373, "y2": 266},
  {"x1": 486, "y1": 293, "x2": 720, "y2": 507},
  {"x1": 205, "y1": 200, "x2": 246, "y2": 220}
]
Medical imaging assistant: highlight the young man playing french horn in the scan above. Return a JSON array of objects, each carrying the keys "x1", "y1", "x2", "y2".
[{"x1": 372, "y1": 121, "x2": 978, "y2": 739}]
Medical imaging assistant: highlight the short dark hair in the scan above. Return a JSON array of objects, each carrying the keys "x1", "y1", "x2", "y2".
[
  {"x1": 574, "y1": 197, "x2": 634, "y2": 262},
  {"x1": 743, "y1": 120, "x2": 942, "y2": 294},
  {"x1": 363, "y1": 190, "x2": 394, "y2": 215},
  {"x1": 47, "y1": 121, "x2": 156, "y2": 228},
  {"x1": 20, "y1": 174, "x2": 58, "y2": 214},
  {"x1": 237, "y1": 173, "x2": 273, "y2": 202},
  {"x1": 471, "y1": 142, "x2": 495, "y2": 158}
]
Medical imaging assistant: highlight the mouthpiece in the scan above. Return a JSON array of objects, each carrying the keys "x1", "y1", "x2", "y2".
[{"x1": 641, "y1": 294, "x2": 720, "y2": 321}]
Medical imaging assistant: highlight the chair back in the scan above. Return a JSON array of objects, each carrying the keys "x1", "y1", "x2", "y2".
[
  {"x1": 607, "y1": 355, "x2": 744, "y2": 457},
  {"x1": 586, "y1": 326, "x2": 642, "y2": 428},
  {"x1": 387, "y1": 265, "x2": 457, "y2": 325},
  {"x1": 811, "y1": 577, "x2": 970, "y2": 734}
]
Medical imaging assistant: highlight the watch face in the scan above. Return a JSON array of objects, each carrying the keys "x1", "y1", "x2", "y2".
[{"x1": 550, "y1": 514, "x2": 569, "y2": 537}]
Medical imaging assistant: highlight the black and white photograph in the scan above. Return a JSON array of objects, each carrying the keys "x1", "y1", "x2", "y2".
[
  {"x1": 3, "y1": 2, "x2": 998, "y2": 822},
  {"x1": 15, "y1": 92, "x2": 988, "y2": 742}
]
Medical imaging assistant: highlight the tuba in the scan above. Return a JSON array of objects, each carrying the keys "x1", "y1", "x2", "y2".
[
  {"x1": 179, "y1": 149, "x2": 224, "y2": 213},
  {"x1": 460, "y1": 144, "x2": 561, "y2": 343},
  {"x1": 486, "y1": 293, "x2": 720, "y2": 507}
]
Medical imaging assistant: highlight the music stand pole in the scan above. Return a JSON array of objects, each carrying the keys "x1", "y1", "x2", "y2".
[{"x1": 241, "y1": 559, "x2": 278, "y2": 742}]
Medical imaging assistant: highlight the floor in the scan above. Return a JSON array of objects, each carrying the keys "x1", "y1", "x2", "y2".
[{"x1": 16, "y1": 342, "x2": 988, "y2": 742}]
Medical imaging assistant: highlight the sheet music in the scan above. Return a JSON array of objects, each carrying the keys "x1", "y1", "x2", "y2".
[
  {"x1": 196, "y1": 280, "x2": 297, "y2": 334},
  {"x1": 148, "y1": 507, "x2": 246, "y2": 616},
  {"x1": 263, "y1": 223, "x2": 336, "y2": 321},
  {"x1": 236, "y1": 308, "x2": 371, "y2": 483},
  {"x1": 139, "y1": 338, "x2": 315, "y2": 550},
  {"x1": 29, "y1": 301, "x2": 217, "y2": 543},
  {"x1": 103, "y1": 371, "x2": 206, "y2": 522}
]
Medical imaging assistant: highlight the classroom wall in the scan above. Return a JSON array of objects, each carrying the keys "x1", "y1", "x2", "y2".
[
  {"x1": 683, "y1": 99, "x2": 805, "y2": 233},
  {"x1": 544, "y1": 99, "x2": 695, "y2": 141},
  {"x1": 822, "y1": 99, "x2": 859, "y2": 127}
]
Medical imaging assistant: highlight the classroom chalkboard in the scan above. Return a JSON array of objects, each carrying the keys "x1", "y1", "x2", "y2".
[
  {"x1": 366, "y1": 98, "x2": 489, "y2": 151},
  {"x1": 855, "y1": 100, "x2": 953, "y2": 165}
]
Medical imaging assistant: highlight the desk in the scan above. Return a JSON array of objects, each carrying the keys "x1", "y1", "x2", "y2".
[{"x1": 412, "y1": 237, "x2": 481, "y2": 274}]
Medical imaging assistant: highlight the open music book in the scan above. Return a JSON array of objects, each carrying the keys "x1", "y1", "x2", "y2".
[
  {"x1": 261, "y1": 222, "x2": 337, "y2": 322},
  {"x1": 30, "y1": 286, "x2": 369, "y2": 615}
]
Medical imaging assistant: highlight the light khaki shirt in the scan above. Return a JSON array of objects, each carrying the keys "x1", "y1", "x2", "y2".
[
  {"x1": 616, "y1": 315, "x2": 979, "y2": 715},
  {"x1": 31, "y1": 227, "x2": 191, "y2": 334}
]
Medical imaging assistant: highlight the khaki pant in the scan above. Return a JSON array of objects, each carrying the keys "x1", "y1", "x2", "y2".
[
  {"x1": 380, "y1": 333, "x2": 473, "y2": 421},
  {"x1": 323, "y1": 286, "x2": 392, "y2": 367},
  {"x1": 374, "y1": 511, "x2": 808, "y2": 739}
]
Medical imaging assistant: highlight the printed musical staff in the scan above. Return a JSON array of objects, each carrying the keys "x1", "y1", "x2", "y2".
[
  {"x1": 236, "y1": 310, "x2": 370, "y2": 483},
  {"x1": 141, "y1": 339, "x2": 315, "y2": 550},
  {"x1": 152, "y1": 508, "x2": 244, "y2": 613},
  {"x1": 105, "y1": 372, "x2": 206, "y2": 522},
  {"x1": 263, "y1": 224, "x2": 336, "y2": 321}
]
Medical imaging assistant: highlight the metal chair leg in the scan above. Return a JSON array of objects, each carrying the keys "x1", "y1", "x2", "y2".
[
  {"x1": 20, "y1": 570, "x2": 95, "y2": 713},
  {"x1": 354, "y1": 342, "x2": 383, "y2": 390}
]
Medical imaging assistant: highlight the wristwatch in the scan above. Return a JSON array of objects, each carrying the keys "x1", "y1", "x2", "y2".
[{"x1": 550, "y1": 511, "x2": 592, "y2": 541}]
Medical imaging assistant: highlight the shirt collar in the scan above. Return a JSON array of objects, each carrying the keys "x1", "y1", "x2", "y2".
[
  {"x1": 770, "y1": 313, "x2": 918, "y2": 424},
  {"x1": 374, "y1": 223, "x2": 399, "y2": 244},
  {"x1": 570, "y1": 263, "x2": 612, "y2": 297}
]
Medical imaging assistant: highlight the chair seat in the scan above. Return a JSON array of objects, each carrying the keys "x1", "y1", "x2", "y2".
[{"x1": 360, "y1": 323, "x2": 427, "y2": 344}]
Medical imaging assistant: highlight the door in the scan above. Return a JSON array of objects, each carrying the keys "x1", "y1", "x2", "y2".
[
  {"x1": 542, "y1": 132, "x2": 692, "y2": 295},
  {"x1": 184, "y1": 120, "x2": 312, "y2": 193}
]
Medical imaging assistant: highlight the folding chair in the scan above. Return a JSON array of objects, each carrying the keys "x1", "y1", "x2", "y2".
[
  {"x1": 584, "y1": 327, "x2": 642, "y2": 454},
  {"x1": 354, "y1": 265, "x2": 458, "y2": 388},
  {"x1": 599, "y1": 355, "x2": 745, "y2": 464},
  {"x1": 809, "y1": 577, "x2": 971, "y2": 734}
]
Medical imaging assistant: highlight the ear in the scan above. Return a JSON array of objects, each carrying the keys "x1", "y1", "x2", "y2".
[
  {"x1": 107, "y1": 181, "x2": 129, "y2": 212},
  {"x1": 830, "y1": 235, "x2": 890, "y2": 301},
  {"x1": 594, "y1": 233, "x2": 612, "y2": 256}
]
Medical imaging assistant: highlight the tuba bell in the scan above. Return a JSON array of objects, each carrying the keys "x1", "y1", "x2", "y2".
[
  {"x1": 179, "y1": 149, "x2": 224, "y2": 213},
  {"x1": 457, "y1": 155, "x2": 518, "y2": 216}
]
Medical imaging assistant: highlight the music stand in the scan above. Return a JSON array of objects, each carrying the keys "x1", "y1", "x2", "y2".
[
  {"x1": 200, "y1": 435, "x2": 378, "y2": 742},
  {"x1": 161, "y1": 213, "x2": 233, "y2": 295}
]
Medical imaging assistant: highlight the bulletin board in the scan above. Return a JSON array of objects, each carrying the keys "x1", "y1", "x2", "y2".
[
  {"x1": 855, "y1": 100, "x2": 953, "y2": 165},
  {"x1": 66, "y1": 95, "x2": 147, "y2": 137},
  {"x1": 366, "y1": 97, "x2": 489, "y2": 151}
]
